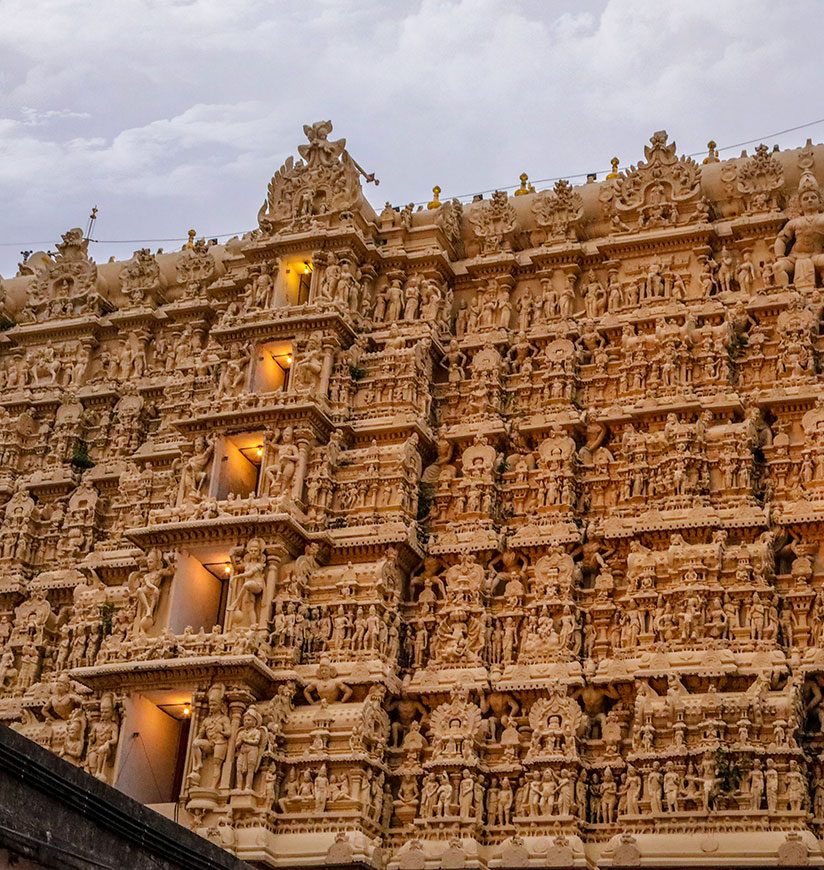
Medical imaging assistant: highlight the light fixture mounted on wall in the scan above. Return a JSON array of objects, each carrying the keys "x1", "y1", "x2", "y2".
[
  {"x1": 201, "y1": 561, "x2": 233, "y2": 581},
  {"x1": 238, "y1": 445, "x2": 265, "y2": 465}
]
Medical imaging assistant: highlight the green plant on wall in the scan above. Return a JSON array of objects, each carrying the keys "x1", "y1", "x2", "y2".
[
  {"x1": 71, "y1": 439, "x2": 95, "y2": 470},
  {"x1": 417, "y1": 482, "x2": 434, "y2": 521},
  {"x1": 713, "y1": 747, "x2": 745, "y2": 803},
  {"x1": 99, "y1": 602, "x2": 115, "y2": 637}
]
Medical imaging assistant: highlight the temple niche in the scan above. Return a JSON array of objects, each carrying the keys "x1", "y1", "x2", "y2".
[{"x1": 4, "y1": 123, "x2": 824, "y2": 868}]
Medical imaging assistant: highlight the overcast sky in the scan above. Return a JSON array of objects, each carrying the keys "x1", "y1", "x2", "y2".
[{"x1": 0, "y1": 0, "x2": 821, "y2": 277}]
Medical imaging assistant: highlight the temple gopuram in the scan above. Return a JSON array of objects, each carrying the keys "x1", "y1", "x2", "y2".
[{"x1": 3, "y1": 121, "x2": 824, "y2": 868}]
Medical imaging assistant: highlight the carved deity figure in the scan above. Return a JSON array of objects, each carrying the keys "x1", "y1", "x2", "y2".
[
  {"x1": 774, "y1": 172, "x2": 824, "y2": 287},
  {"x1": 227, "y1": 537, "x2": 267, "y2": 630},
  {"x1": 190, "y1": 684, "x2": 231, "y2": 789}
]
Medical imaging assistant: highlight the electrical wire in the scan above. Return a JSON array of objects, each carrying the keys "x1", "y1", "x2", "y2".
[
  {"x1": 416, "y1": 116, "x2": 824, "y2": 204},
  {"x1": 3, "y1": 115, "x2": 824, "y2": 251}
]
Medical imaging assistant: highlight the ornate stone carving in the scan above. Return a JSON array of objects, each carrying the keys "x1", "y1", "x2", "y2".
[
  {"x1": 469, "y1": 190, "x2": 517, "y2": 254},
  {"x1": 532, "y1": 179, "x2": 585, "y2": 245},
  {"x1": 258, "y1": 121, "x2": 361, "y2": 233},
  {"x1": 2, "y1": 122, "x2": 824, "y2": 870},
  {"x1": 599, "y1": 131, "x2": 701, "y2": 232}
]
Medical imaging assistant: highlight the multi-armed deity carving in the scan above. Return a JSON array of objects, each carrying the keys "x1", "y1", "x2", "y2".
[{"x1": 3, "y1": 125, "x2": 824, "y2": 869}]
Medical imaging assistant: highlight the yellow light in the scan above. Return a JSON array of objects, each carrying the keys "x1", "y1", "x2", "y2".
[
  {"x1": 303, "y1": 261, "x2": 312, "y2": 275},
  {"x1": 285, "y1": 354, "x2": 293, "y2": 367},
  {"x1": 224, "y1": 563, "x2": 232, "y2": 575},
  {"x1": 255, "y1": 446, "x2": 264, "y2": 459},
  {"x1": 182, "y1": 704, "x2": 191, "y2": 718}
]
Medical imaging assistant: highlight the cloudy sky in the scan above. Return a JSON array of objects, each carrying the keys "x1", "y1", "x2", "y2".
[{"x1": 0, "y1": 0, "x2": 821, "y2": 276}]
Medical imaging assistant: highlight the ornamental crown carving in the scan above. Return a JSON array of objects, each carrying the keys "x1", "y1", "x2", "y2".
[
  {"x1": 257, "y1": 120, "x2": 362, "y2": 233},
  {"x1": 176, "y1": 238, "x2": 216, "y2": 295},
  {"x1": 599, "y1": 131, "x2": 701, "y2": 232},
  {"x1": 469, "y1": 190, "x2": 517, "y2": 254},
  {"x1": 720, "y1": 143, "x2": 784, "y2": 215},
  {"x1": 532, "y1": 179, "x2": 584, "y2": 245},
  {"x1": 428, "y1": 683, "x2": 482, "y2": 763},
  {"x1": 120, "y1": 248, "x2": 165, "y2": 305},
  {"x1": 525, "y1": 685, "x2": 584, "y2": 760},
  {"x1": 31, "y1": 227, "x2": 98, "y2": 306}
]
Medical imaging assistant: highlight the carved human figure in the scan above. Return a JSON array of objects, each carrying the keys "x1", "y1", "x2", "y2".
[
  {"x1": 303, "y1": 659, "x2": 353, "y2": 704},
  {"x1": 234, "y1": 706, "x2": 267, "y2": 791},
  {"x1": 227, "y1": 537, "x2": 267, "y2": 630},
  {"x1": 85, "y1": 693, "x2": 120, "y2": 782},
  {"x1": 774, "y1": 172, "x2": 824, "y2": 286},
  {"x1": 131, "y1": 549, "x2": 174, "y2": 635},
  {"x1": 190, "y1": 684, "x2": 231, "y2": 788},
  {"x1": 177, "y1": 435, "x2": 215, "y2": 505},
  {"x1": 42, "y1": 673, "x2": 84, "y2": 723},
  {"x1": 749, "y1": 758, "x2": 764, "y2": 811}
]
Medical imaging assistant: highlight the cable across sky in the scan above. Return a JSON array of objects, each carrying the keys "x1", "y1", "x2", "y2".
[{"x1": 2, "y1": 115, "x2": 824, "y2": 253}]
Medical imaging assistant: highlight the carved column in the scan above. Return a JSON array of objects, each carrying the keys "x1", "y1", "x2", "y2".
[
  {"x1": 319, "y1": 342, "x2": 336, "y2": 398},
  {"x1": 292, "y1": 431, "x2": 312, "y2": 502},
  {"x1": 219, "y1": 687, "x2": 254, "y2": 791},
  {"x1": 262, "y1": 543, "x2": 289, "y2": 628},
  {"x1": 307, "y1": 250, "x2": 326, "y2": 303}
]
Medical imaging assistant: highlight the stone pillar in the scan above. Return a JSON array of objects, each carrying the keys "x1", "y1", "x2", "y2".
[
  {"x1": 292, "y1": 433, "x2": 312, "y2": 502},
  {"x1": 307, "y1": 251, "x2": 324, "y2": 303},
  {"x1": 319, "y1": 343, "x2": 335, "y2": 398},
  {"x1": 219, "y1": 688, "x2": 253, "y2": 791},
  {"x1": 262, "y1": 544, "x2": 288, "y2": 627}
]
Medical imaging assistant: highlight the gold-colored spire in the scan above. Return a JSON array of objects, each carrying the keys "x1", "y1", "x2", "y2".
[
  {"x1": 186, "y1": 228, "x2": 197, "y2": 249},
  {"x1": 514, "y1": 172, "x2": 534, "y2": 196},
  {"x1": 427, "y1": 186, "x2": 442, "y2": 210},
  {"x1": 606, "y1": 157, "x2": 620, "y2": 179},
  {"x1": 703, "y1": 140, "x2": 720, "y2": 164}
]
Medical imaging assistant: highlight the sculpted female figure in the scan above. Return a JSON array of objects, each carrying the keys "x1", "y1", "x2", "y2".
[
  {"x1": 227, "y1": 538, "x2": 267, "y2": 630},
  {"x1": 131, "y1": 548, "x2": 174, "y2": 634},
  {"x1": 176, "y1": 435, "x2": 214, "y2": 505}
]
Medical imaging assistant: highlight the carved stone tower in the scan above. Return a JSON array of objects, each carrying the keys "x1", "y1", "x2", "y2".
[{"x1": 2, "y1": 124, "x2": 824, "y2": 867}]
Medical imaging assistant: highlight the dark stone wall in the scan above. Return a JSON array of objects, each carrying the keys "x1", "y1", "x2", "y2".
[{"x1": 0, "y1": 724, "x2": 252, "y2": 870}]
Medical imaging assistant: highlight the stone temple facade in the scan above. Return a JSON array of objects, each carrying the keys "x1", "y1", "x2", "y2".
[{"x1": 3, "y1": 122, "x2": 824, "y2": 869}]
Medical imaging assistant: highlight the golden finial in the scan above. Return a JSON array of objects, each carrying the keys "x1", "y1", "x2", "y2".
[
  {"x1": 703, "y1": 140, "x2": 720, "y2": 164},
  {"x1": 427, "y1": 186, "x2": 442, "y2": 210},
  {"x1": 606, "y1": 157, "x2": 620, "y2": 179},
  {"x1": 514, "y1": 172, "x2": 534, "y2": 196},
  {"x1": 186, "y1": 228, "x2": 196, "y2": 249}
]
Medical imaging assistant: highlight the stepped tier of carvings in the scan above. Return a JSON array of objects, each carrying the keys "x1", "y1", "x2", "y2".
[{"x1": 4, "y1": 124, "x2": 824, "y2": 867}]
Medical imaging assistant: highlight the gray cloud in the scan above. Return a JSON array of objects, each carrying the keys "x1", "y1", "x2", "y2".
[{"x1": 0, "y1": 0, "x2": 821, "y2": 275}]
